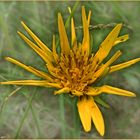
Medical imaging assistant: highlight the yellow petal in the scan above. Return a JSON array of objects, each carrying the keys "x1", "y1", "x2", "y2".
[
  {"x1": 90, "y1": 97, "x2": 105, "y2": 136},
  {"x1": 0, "y1": 80, "x2": 48, "y2": 86},
  {"x1": 58, "y1": 13, "x2": 70, "y2": 55},
  {"x1": 113, "y1": 34, "x2": 129, "y2": 46},
  {"x1": 72, "y1": 90, "x2": 83, "y2": 96},
  {"x1": 88, "y1": 10, "x2": 92, "y2": 25},
  {"x1": 21, "y1": 21, "x2": 53, "y2": 59},
  {"x1": 100, "y1": 85, "x2": 136, "y2": 97},
  {"x1": 46, "y1": 62, "x2": 60, "y2": 78},
  {"x1": 82, "y1": 6, "x2": 90, "y2": 55},
  {"x1": 77, "y1": 96, "x2": 91, "y2": 132},
  {"x1": 17, "y1": 31, "x2": 52, "y2": 63},
  {"x1": 52, "y1": 35, "x2": 59, "y2": 63},
  {"x1": 54, "y1": 87, "x2": 70, "y2": 95},
  {"x1": 109, "y1": 58, "x2": 140, "y2": 73},
  {"x1": 89, "y1": 50, "x2": 120, "y2": 83},
  {"x1": 5, "y1": 57, "x2": 54, "y2": 82},
  {"x1": 0, "y1": 80, "x2": 61, "y2": 88},
  {"x1": 94, "y1": 24, "x2": 122, "y2": 64},
  {"x1": 68, "y1": 6, "x2": 77, "y2": 48},
  {"x1": 87, "y1": 85, "x2": 136, "y2": 97},
  {"x1": 28, "y1": 66, "x2": 54, "y2": 82},
  {"x1": 91, "y1": 50, "x2": 122, "y2": 83},
  {"x1": 45, "y1": 82, "x2": 62, "y2": 88},
  {"x1": 71, "y1": 18, "x2": 77, "y2": 48},
  {"x1": 90, "y1": 65, "x2": 109, "y2": 83},
  {"x1": 105, "y1": 50, "x2": 122, "y2": 66}
]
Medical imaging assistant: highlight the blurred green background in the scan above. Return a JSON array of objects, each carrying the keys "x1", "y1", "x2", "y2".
[{"x1": 0, "y1": 1, "x2": 140, "y2": 139}]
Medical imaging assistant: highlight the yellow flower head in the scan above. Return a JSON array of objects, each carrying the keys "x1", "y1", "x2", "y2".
[{"x1": 1, "y1": 6, "x2": 140, "y2": 136}]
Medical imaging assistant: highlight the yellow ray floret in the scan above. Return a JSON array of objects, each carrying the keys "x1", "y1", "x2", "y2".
[
  {"x1": 77, "y1": 96, "x2": 105, "y2": 136},
  {"x1": 68, "y1": 6, "x2": 77, "y2": 48},
  {"x1": 82, "y1": 6, "x2": 90, "y2": 55},
  {"x1": 90, "y1": 97, "x2": 105, "y2": 136},
  {"x1": 0, "y1": 80, "x2": 61, "y2": 88},
  {"x1": 77, "y1": 96, "x2": 92, "y2": 132},
  {"x1": 90, "y1": 50, "x2": 122, "y2": 83},
  {"x1": 5, "y1": 57, "x2": 54, "y2": 82},
  {"x1": 86, "y1": 85, "x2": 136, "y2": 97},
  {"x1": 110, "y1": 58, "x2": 140, "y2": 73},
  {"x1": 58, "y1": 13, "x2": 70, "y2": 55},
  {"x1": 94, "y1": 24, "x2": 122, "y2": 64},
  {"x1": 17, "y1": 31, "x2": 52, "y2": 63},
  {"x1": 54, "y1": 87, "x2": 70, "y2": 95},
  {"x1": 21, "y1": 21, "x2": 53, "y2": 59},
  {"x1": 71, "y1": 18, "x2": 77, "y2": 48},
  {"x1": 88, "y1": 10, "x2": 92, "y2": 25},
  {"x1": 105, "y1": 50, "x2": 122, "y2": 66},
  {"x1": 52, "y1": 35, "x2": 59, "y2": 63},
  {"x1": 113, "y1": 34, "x2": 129, "y2": 46}
]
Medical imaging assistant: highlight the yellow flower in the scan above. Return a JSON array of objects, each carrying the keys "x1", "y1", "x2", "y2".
[{"x1": 1, "y1": 6, "x2": 140, "y2": 136}]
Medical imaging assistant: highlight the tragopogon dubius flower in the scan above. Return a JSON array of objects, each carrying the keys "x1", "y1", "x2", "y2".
[{"x1": 1, "y1": 6, "x2": 140, "y2": 136}]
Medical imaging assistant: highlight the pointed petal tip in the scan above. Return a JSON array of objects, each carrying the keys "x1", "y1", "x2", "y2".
[
  {"x1": 5, "y1": 56, "x2": 9, "y2": 59},
  {"x1": 110, "y1": 57, "x2": 140, "y2": 73},
  {"x1": 130, "y1": 93, "x2": 136, "y2": 97},
  {"x1": 20, "y1": 21, "x2": 27, "y2": 28},
  {"x1": 113, "y1": 23, "x2": 123, "y2": 31},
  {"x1": 17, "y1": 31, "x2": 24, "y2": 37},
  {"x1": 58, "y1": 13, "x2": 62, "y2": 18},
  {"x1": 17, "y1": 31, "x2": 23, "y2": 37},
  {"x1": 100, "y1": 130, "x2": 105, "y2": 136},
  {"x1": 84, "y1": 127, "x2": 91, "y2": 132},
  {"x1": 88, "y1": 10, "x2": 92, "y2": 17},
  {"x1": 58, "y1": 13, "x2": 63, "y2": 23},
  {"x1": 82, "y1": 6, "x2": 86, "y2": 14},
  {"x1": 96, "y1": 121, "x2": 105, "y2": 137},
  {"x1": 117, "y1": 23, "x2": 123, "y2": 28},
  {"x1": 21, "y1": 21, "x2": 24, "y2": 25},
  {"x1": 5, "y1": 57, "x2": 10, "y2": 61},
  {"x1": 82, "y1": 5, "x2": 85, "y2": 9},
  {"x1": 17, "y1": 31, "x2": 20, "y2": 35},
  {"x1": 118, "y1": 23, "x2": 123, "y2": 25}
]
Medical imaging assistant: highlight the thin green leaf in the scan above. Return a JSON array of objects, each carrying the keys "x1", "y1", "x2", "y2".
[{"x1": 94, "y1": 96, "x2": 110, "y2": 108}]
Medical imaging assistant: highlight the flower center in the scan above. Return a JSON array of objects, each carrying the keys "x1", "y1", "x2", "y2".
[
  {"x1": 52, "y1": 47, "x2": 100, "y2": 94},
  {"x1": 70, "y1": 68, "x2": 80, "y2": 80}
]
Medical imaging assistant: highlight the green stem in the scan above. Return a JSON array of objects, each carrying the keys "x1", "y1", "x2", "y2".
[
  {"x1": 73, "y1": 98, "x2": 80, "y2": 138},
  {"x1": 14, "y1": 93, "x2": 35, "y2": 138},
  {"x1": 59, "y1": 94, "x2": 66, "y2": 138},
  {"x1": 0, "y1": 86, "x2": 22, "y2": 120},
  {"x1": 76, "y1": 23, "x2": 133, "y2": 33},
  {"x1": 23, "y1": 92, "x2": 42, "y2": 138},
  {"x1": 30, "y1": 105, "x2": 42, "y2": 138}
]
